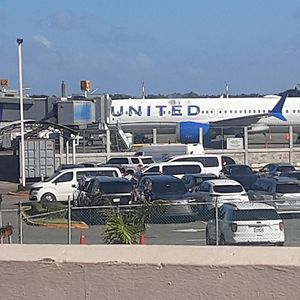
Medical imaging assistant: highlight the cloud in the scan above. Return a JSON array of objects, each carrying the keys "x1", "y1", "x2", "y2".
[
  {"x1": 49, "y1": 12, "x2": 91, "y2": 31},
  {"x1": 129, "y1": 53, "x2": 154, "y2": 71},
  {"x1": 293, "y1": 7, "x2": 300, "y2": 19},
  {"x1": 185, "y1": 65, "x2": 206, "y2": 79},
  {"x1": 92, "y1": 25, "x2": 151, "y2": 47},
  {"x1": 32, "y1": 35, "x2": 52, "y2": 49}
]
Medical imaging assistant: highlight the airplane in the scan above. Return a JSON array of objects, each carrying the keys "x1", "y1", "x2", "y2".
[{"x1": 109, "y1": 92, "x2": 293, "y2": 143}]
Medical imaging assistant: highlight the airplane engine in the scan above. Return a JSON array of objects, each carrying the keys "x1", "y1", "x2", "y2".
[
  {"x1": 176, "y1": 121, "x2": 210, "y2": 144},
  {"x1": 248, "y1": 124, "x2": 269, "y2": 134}
]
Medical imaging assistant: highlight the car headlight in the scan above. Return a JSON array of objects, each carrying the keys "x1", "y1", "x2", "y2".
[{"x1": 30, "y1": 187, "x2": 42, "y2": 193}]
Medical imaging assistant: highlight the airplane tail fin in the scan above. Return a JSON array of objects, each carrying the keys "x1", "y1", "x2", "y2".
[{"x1": 270, "y1": 91, "x2": 288, "y2": 121}]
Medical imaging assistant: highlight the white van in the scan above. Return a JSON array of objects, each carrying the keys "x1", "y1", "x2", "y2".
[
  {"x1": 135, "y1": 143, "x2": 204, "y2": 162},
  {"x1": 167, "y1": 154, "x2": 236, "y2": 176},
  {"x1": 29, "y1": 167, "x2": 122, "y2": 202},
  {"x1": 142, "y1": 162, "x2": 206, "y2": 179}
]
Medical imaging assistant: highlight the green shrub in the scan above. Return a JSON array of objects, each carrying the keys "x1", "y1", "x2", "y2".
[{"x1": 26, "y1": 201, "x2": 66, "y2": 219}]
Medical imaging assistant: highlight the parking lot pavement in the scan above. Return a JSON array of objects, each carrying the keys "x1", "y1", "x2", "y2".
[
  {"x1": 0, "y1": 181, "x2": 27, "y2": 210},
  {"x1": 16, "y1": 217, "x2": 300, "y2": 246}
]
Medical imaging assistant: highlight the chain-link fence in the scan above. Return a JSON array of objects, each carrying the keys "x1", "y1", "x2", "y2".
[
  {"x1": 2, "y1": 199, "x2": 300, "y2": 245},
  {"x1": 0, "y1": 205, "x2": 22, "y2": 244}
]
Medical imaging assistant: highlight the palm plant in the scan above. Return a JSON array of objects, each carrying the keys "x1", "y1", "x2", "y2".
[
  {"x1": 103, "y1": 200, "x2": 168, "y2": 244},
  {"x1": 103, "y1": 210, "x2": 142, "y2": 244}
]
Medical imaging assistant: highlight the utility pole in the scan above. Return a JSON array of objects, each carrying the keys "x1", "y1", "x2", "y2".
[{"x1": 17, "y1": 38, "x2": 26, "y2": 188}]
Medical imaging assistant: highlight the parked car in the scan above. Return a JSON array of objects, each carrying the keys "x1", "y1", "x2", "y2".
[
  {"x1": 219, "y1": 164, "x2": 259, "y2": 191},
  {"x1": 258, "y1": 163, "x2": 296, "y2": 176},
  {"x1": 181, "y1": 173, "x2": 218, "y2": 192},
  {"x1": 29, "y1": 167, "x2": 122, "y2": 202},
  {"x1": 104, "y1": 156, "x2": 155, "y2": 174},
  {"x1": 142, "y1": 162, "x2": 206, "y2": 179},
  {"x1": 247, "y1": 176, "x2": 300, "y2": 213},
  {"x1": 133, "y1": 174, "x2": 198, "y2": 222},
  {"x1": 74, "y1": 176, "x2": 134, "y2": 206},
  {"x1": 205, "y1": 202, "x2": 285, "y2": 246},
  {"x1": 194, "y1": 179, "x2": 249, "y2": 210},
  {"x1": 167, "y1": 154, "x2": 235, "y2": 176}
]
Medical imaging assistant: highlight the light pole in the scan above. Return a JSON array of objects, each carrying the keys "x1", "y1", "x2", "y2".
[{"x1": 17, "y1": 38, "x2": 26, "y2": 188}]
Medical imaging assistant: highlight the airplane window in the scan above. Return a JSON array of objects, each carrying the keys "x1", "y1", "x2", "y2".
[
  {"x1": 219, "y1": 110, "x2": 222, "y2": 114},
  {"x1": 286, "y1": 110, "x2": 289, "y2": 113},
  {"x1": 293, "y1": 110, "x2": 296, "y2": 113},
  {"x1": 234, "y1": 110, "x2": 237, "y2": 113},
  {"x1": 201, "y1": 110, "x2": 204, "y2": 114},
  {"x1": 210, "y1": 110, "x2": 213, "y2": 114},
  {"x1": 225, "y1": 110, "x2": 227, "y2": 114},
  {"x1": 206, "y1": 111, "x2": 209, "y2": 114},
  {"x1": 230, "y1": 110, "x2": 233, "y2": 113},
  {"x1": 253, "y1": 110, "x2": 256, "y2": 113},
  {"x1": 258, "y1": 110, "x2": 261, "y2": 113},
  {"x1": 244, "y1": 110, "x2": 247, "y2": 113},
  {"x1": 239, "y1": 110, "x2": 242, "y2": 113},
  {"x1": 248, "y1": 110, "x2": 251, "y2": 113},
  {"x1": 298, "y1": 110, "x2": 300, "y2": 113}
]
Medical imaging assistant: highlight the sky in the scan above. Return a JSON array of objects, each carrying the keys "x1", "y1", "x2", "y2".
[{"x1": 1, "y1": 0, "x2": 300, "y2": 97}]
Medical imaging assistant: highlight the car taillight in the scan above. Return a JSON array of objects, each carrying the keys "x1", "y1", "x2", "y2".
[
  {"x1": 279, "y1": 222, "x2": 284, "y2": 231},
  {"x1": 230, "y1": 223, "x2": 238, "y2": 232}
]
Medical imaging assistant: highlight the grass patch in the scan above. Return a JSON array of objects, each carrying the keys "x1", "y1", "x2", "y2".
[{"x1": 26, "y1": 217, "x2": 88, "y2": 229}]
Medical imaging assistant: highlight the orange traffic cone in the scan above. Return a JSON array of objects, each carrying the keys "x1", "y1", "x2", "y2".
[
  {"x1": 80, "y1": 231, "x2": 86, "y2": 245},
  {"x1": 139, "y1": 232, "x2": 145, "y2": 245}
]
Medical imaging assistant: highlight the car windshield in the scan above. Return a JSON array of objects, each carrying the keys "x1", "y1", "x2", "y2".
[
  {"x1": 213, "y1": 185, "x2": 243, "y2": 193},
  {"x1": 153, "y1": 181, "x2": 187, "y2": 196},
  {"x1": 230, "y1": 166, "x2": 253, "y2": 175},
  {"x1": 276, "y1": 184, "x2": 300, "y2": 193},
  {"x1": 232, "y1": 209, "x2": 280, "y2": 221},
  {"x1": 277, "y1": 166, "x2": 295, "y2": 173},
  {"x1": 44, "y1": 171, "x2": 62, "y2": 182},
  {"x1": 99, "y1": 181, "x2": 133, "y2": 194},
  {"x1": 163, "y1": 165, "x2": 201, "y2": 175},
  {"x1": 141, "y1": 158, "x2": 154, "y2": 164}
]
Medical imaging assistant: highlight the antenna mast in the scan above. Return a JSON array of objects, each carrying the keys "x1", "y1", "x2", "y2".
[
  {"x1": 225, "y1": 81, "x2": 229, "y2": 99},
  {"x1": 141, "y1": 81, "x2": 145, "y2": 99}
]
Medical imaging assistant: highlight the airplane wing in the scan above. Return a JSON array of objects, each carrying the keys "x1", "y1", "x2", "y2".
[{"x1": 210, "y1": 92, "x2": 288, "y2": 128}]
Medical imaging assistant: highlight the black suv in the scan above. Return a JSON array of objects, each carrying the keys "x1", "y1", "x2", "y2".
[{"x1": 247, "y1": 176, "x2": 300, "y2": 213}]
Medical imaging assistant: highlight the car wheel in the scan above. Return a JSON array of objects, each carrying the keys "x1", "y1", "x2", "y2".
[
  {"x1": 219, "y1": 234, "x2": 226, "y2": 245},
  {"x1": 41, "y1": 193, "x2": 56, "y2": 202}
]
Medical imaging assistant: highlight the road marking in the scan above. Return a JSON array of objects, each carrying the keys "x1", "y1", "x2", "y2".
[
  {"x1": 186, "y1": 239, "x2": 206, "y2": 242},
  {"x1": 171, "y1": 228, "x2": 205, "y2": 233}
]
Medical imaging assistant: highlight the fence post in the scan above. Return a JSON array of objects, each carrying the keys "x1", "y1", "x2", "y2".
[
  {"x1": 18, "y1": 201, "x2": 23, "y2": 244},
  {"x1": 215, "y1": 197, "x2": 219, "y2": 246},
  {"x1": 68, "y1": 196, "x2": 72, "y2": 244},
  {"x1": 0, "y1": 195, "x2": 3, "y2": 244}
]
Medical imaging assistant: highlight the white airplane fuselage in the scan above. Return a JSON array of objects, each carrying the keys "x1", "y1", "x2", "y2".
[{"x1": 110, "y1": 96, "x2": 300, "y2": 129}]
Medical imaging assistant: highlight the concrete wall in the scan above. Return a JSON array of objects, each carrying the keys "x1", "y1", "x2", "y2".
[{"x1": 1, "y1": 245, "x2": 300, "y2": 300}]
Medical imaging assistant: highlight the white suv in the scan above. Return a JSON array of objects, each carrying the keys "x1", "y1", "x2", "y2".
[
  {"x1": 167, "y1": 154, "x2": 235, "y2": 176},
  {"x1": 142, "y1": 162, "x2": 206, "y2": 179},
  {"x1": 195, "y1": 179, "x2": 249, "y2": 210},
  {"x1": 206, "y1": 202, "x2": 285, "y2": 246},
  {"x1": 105, "y1": 156, "x2": 154, "y2": 173}
]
